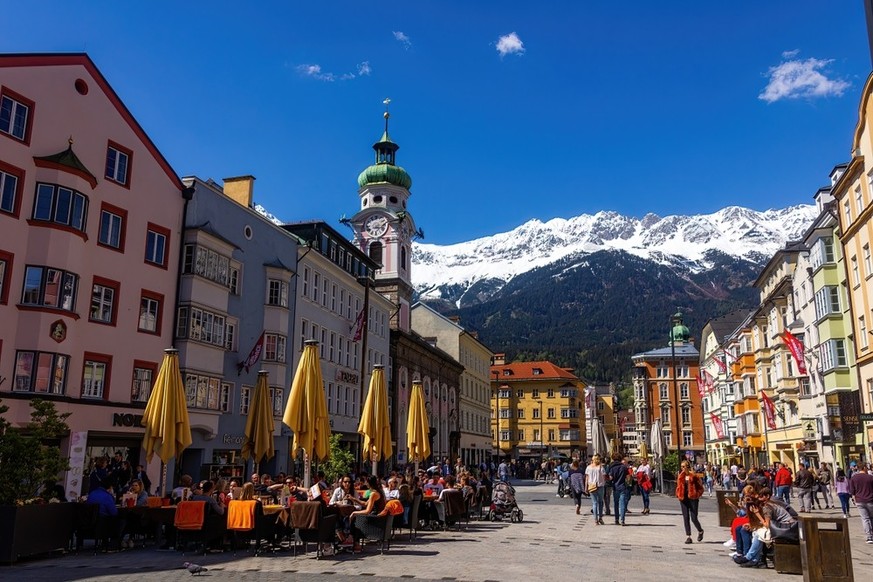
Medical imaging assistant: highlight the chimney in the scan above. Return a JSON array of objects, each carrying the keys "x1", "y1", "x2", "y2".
[
  {"x1": 492, "y1": 353, "x2": 506, "y2": 366},
  {"x1": 223, "y1": 175, "x2": 256, "y2": 208}
]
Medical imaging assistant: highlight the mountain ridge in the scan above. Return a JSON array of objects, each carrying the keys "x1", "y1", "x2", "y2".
[{"x1": 412, "y1": 204, "x2": 817, "y2": 308}]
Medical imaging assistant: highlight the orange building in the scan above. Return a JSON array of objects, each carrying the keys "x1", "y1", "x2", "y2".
[{"x1": 632, "y1": 313, "x2": 705, "y2": 461}]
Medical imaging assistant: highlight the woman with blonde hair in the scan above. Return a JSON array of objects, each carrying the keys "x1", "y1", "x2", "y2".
[
  {"x1": 584, "y1": 454, "x2": 607, "y2": 525},
  {"x1": 239, "y1": 482, "x2": 256, "y2": 501},
  {"x1": 676, "y1": 460, "x2": 704, "y2": 544}
]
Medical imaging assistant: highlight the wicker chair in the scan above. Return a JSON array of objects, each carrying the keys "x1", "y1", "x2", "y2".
[{"x1": 353, "y1": 513, "x2": 394, "y2": 554}]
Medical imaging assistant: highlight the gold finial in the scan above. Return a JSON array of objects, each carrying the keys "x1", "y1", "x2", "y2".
[{"x1": 68, "y1": 135, "x2": 74, "y2": 146}]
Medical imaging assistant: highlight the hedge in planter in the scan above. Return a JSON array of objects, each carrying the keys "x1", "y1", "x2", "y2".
[{"x1": 0, "y1": 398, "x2": 72, "y2": 562}]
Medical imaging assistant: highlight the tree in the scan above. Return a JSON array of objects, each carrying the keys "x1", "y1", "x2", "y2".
[
  {"x1": 321, "y1": 433, "x2": 354, "y2": 485},
  {"x1": 0, "y1": 399, "x2": 71, "y2": 505}
]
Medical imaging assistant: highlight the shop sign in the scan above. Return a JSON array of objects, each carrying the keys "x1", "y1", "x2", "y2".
[
  {"x1": 860, "y1": 413, "x2": 873, "y2": 423},
  {"x1": 112, "y1": 413, "x2": 144, "y2": 427},
  {"x1": 838, "y1": 391, "x2": 862, "y2": 442},
  {"x1": 221, "y1": 434, "x2": 245, "y2": 445},
  {"x1": 335, "y1": 369, "x2": 359, "y2": 385}
]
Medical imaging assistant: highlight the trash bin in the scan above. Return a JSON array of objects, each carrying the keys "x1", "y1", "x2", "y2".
[
  {"x1": 715, "y1": 489, "x2": 739, "y2": 528},
  {"x1": 798, "y1": 516, "x2": 854, "y2": 582}
]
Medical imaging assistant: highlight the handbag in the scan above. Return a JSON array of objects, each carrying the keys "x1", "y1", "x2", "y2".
[
  {"x1": 769, "y1": 521, "x2": 799, "y2": 543},
  {"x1": 587, "y1": 483, "x2": 599, "y2": 493}
]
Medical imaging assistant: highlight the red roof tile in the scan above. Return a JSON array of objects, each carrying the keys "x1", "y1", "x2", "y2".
[{"x1": 490, "y1": 361, "x2": 581, "y2": 382}]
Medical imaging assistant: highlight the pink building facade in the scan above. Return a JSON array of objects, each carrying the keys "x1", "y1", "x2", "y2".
[{"x1": 0, "y1": 54, "x2": 185, "y2": 499}]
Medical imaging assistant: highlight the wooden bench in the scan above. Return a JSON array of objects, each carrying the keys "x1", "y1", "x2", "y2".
[{"x1": 772, "y1": 540, "x2": 802, "y2": 575}]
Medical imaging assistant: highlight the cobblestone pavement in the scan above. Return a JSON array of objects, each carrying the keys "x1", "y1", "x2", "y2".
[{"x1": 6, "y1": 480, "x2": 873, "y2": 581}]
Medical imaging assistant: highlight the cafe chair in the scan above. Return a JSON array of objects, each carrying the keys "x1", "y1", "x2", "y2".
[
  {"x1": 442, "y1": 489, "x2": 468, "y2": 531},
  {"x1": 227, "y1": 500, "x2": 268, "y2": 556},
  {"x1": 290, "y1": 501, "x2": 337, "y2": 559},
  {"x1": 174, "y1": 501, "x2": 207, "y2": 555},
  {"x1": 354, "y1": 511, "x2": 394, "y2": 554},
  {"x1": 406, "y1": 494, "x2": 422, "y2": 541},
  {"x1": 146, "y1": 497, "x2": 163, "y2": 508},
  {"x1": 72, "y1": 503, "x2": 108, "y2": 554}
]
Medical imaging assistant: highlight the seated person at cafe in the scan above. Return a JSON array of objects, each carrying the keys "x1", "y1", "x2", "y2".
[
  {"x1": 282, "y1": 476, "x2": 310, "y2": 501},
  {"x1": 329, "y1": 475, "x2": 362, "y2": 543},
  {"x1": 260, "y1": 474, "x2": 278, "y2": 501},
  {"x1": 190, "y1": 480, "x2": 227, "y2": 551},
  {"x1": 172, "y1": 474, "x2": 194, "y2": 501},
  {"x1": 192, "y1": 480, "x2": 225, "y2": 515},
  {"x1": 86, "y1": 477, "x2": 124, "y2": 550},
  {"x1": 251, "y1": 473, "x2": 267, "y2": 495},
  {"x1": 129, "y1": 479, "x2": 149, "y2": 507},
  {"x1": 239, "y1": 482, "x2": 257, "y2": 501},
  {"x1": 423, "y1": 472, "x2": 444, "y2": 496},
  {"x1": 384, "y1": 477, "x2": 400, "y2": 500},
  {"x1": 348, "y1": 475, "x2": 387, "y2": 551}
]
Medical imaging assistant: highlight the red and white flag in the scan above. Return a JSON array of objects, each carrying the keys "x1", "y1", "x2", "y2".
[
  {"x1": 761, "y1": 390, "x2": 777, "y2": 430},
  {"x1": 780, "y1": 330, "x2": 808, "y2": 375},
  {"x1": 350, "y1": 308, "x2": 366, "y2": 342},
  {"x1": 702, "y1": 369, "x2": 716, "y2": 394},
  {"x1": 713, "y1": 355, "x2": 727, "y2": 375},
  {"x1": 695, "y1": 373, "x2": 707, "y2": 398},
  {"x1": 237, "y1": 331, "x2": 265, "y2": 375},
  {"x1": 710, "y1": 413, "x2": 725, "y2": 440}
]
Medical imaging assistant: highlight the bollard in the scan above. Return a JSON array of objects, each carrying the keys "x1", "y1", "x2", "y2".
[{"x1": 798, "y1": 516, "x2": 854, "y2": 582}]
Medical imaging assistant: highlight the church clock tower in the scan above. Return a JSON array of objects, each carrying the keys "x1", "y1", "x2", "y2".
[{"x1": 348, "y1": 100, "x2": 417, "y2": 332}]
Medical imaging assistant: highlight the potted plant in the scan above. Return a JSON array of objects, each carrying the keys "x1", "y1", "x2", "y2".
[{"x1": 0, "y1": 398, "x2": 75, "y2": 563}]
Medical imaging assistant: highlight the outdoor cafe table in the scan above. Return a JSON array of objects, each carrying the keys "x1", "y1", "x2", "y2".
[{"x1": 262, "y1": 504, "x2": 290, "y2": 526}]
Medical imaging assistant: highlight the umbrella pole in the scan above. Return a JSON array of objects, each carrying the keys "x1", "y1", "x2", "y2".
[
  {"x1": 160, "y1": 462, "x2": 168, "y2": 498},
  {"x1": 303, "y1": 450, "x2": 311, "y2": 489}
]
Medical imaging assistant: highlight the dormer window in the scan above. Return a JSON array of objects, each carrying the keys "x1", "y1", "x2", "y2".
[
  {"x1": 503, "y1": 369, "x2": 512, "y2": 376},
  {"x1": 532, "y1": 368, "x2": 543, "y2": 375}
]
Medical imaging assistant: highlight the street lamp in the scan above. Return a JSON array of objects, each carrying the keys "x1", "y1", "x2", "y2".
[
  {"x1": 669, "y1": 312, "x2": 683, "y2": 457},
  {"x1": 492, "y1": 370, "x2": 500, "y2": 472},
  {"x1": 538, "y1": 399, "x2": 544, "y2": 466}
]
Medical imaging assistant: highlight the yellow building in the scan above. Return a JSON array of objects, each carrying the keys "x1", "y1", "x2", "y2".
[
  {"x1": 832, "y1": 72, "x2": 873, "y2": 463},
  {"x1": 725, "y1": 318, "x2": 766, "y2": 467},
  {"x1": 490, "y1": 355, "x2": 587, "y2": 461}
]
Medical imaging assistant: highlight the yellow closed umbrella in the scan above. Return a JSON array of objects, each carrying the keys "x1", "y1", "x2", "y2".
[
  {"x1": 639, "y1": 441, "x2": 649, "y2": 460},
  {"x1": 241, "y1": 370, "x2": 276, "y2": 473},
  {"x1": 283, "y1": 340, "x2": 331, "y2": 486},
  {"x1": 406, "y1": 381, "x2": 430, "y2": 472},
  {"x1": 141, "y1": 348, "x2": 192, "y2": 495},
  {"x1": 358, "y1": 365, "x2": 392, "y2": 464}
]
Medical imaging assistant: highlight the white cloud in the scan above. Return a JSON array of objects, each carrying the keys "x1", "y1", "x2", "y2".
[
  {"x1": 297, "y1": 61, "x2": 372, "y2": 82},
  {"x1": 297, "y1": 64, "x2": 335, "y2": 82},
  {"x1": 496, "y1": 32, "x2": 525, "y2": 57},
  {"x1": 759, "y1": 53, "x2": 850, "y2": 103},
  {"x1": 393, "y1": 31, "x2": 412, "y2": 49}
]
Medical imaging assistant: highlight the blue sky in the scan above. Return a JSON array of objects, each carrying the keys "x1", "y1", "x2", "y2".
[{"x1": 2, "y1": 1, "x2": 870, "y2": 244}]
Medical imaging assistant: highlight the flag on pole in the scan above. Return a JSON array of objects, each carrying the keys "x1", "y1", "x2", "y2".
[
  {"x1": 710, "y1": 412, "x2": 725, "y2": 439},
  {"x1": 780, "y1": 330, "x2": 808, "y2": 375},
  {"x1": 713, "y1": 355, "x2": 727, "y2": 374},
  {"x1": 702, "y1": 369, "x2": 716, "y2": 394},
  {"x1": 760, "y1": 390, "x2": 777, "y2": 430},
  {"x1": 237, "y1": 331, "x2": 265, "y2": 375},
  {"x1": 695, "y1": 373, "x2": 706, "y2": 398},
  {"x1": 350, "y1": 308, "x2": 366, "y2": 342}
]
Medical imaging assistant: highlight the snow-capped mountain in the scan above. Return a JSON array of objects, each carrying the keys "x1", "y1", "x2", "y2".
[{"x1": 413, "y1": 205, "x2": 818, "y2": 306}]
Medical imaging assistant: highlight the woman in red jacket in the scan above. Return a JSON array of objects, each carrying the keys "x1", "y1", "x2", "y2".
[{"x1": 676, "y1": 460, "x2": 704, "y2": 544}]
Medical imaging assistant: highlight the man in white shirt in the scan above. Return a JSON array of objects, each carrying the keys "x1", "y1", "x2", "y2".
[{"x1": 423, "y1": 473, "x2": 444, "y2": 496}]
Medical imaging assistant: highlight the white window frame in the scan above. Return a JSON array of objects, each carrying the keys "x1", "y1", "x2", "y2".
[
  {"x1": 0, "y1": 93, "x2": 30, "y2": 140},
  {"x1": 105, "y1": 145, "x2": 130, "y2": 185},
  {"x1": 82, "y1": 360, "x2": 107, "y2": 399}
]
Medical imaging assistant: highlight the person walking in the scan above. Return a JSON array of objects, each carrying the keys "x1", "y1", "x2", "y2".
[
  {"x1": 835, "y1": 467, "x2": 851, "y2": 518},
  {"x1": 794, "y1": 463, "x2": 815, "y2": 512},
  {"x1": 848, "y1": 463, "x2": 873, "y2": 544},
  {"x1": 818, "y1": 462, "x2": 833, "y2": 509},
  {"x1": 773, "y1": 462, "x2": 792, "y2": 505},
  {"x1": 568, "y1": 460, "x2": 585, "y2": 515},
  {"x1": 584, "y1": 454, "x2": 607, "y2": 525},
  {"x1": 676, "y1": 460, "x2": 704, "y2": 544},
  {"x1": 636, "y1": 459, "x2": 652, "y2": 514},
  {"x1": 606, "y1": 453, "x2": 631, "y2": 526}
]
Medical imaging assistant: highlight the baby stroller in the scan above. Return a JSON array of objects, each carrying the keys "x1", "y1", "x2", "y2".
[{"x1": 488, "y1": 481, "x2": 524, "y2": 522}]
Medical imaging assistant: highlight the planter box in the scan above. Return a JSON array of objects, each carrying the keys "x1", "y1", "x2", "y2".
[{"x1": 0, "y1": 503, "x2": 76, "y2": 563}]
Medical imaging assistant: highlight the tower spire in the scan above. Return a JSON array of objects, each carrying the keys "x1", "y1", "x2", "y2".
[{"x1": 373, "y1": 98, "x2": 399, "y2": 166}]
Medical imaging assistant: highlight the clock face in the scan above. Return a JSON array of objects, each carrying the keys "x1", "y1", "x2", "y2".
[{"x1": 365, "y1": 215, "x2": 389, "y2": 237}]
